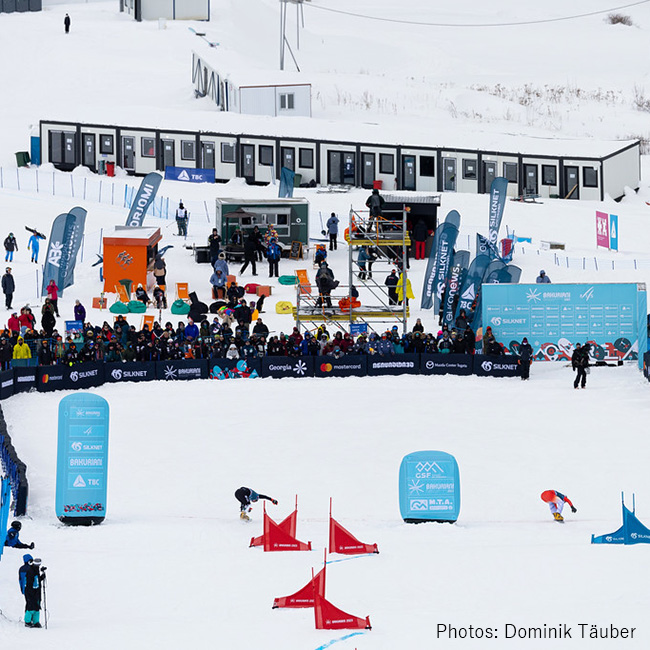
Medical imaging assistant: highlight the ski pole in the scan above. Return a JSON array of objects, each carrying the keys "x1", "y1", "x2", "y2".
[{"x1": 42, "y1": 568, "x2": 48, "y2": 629}]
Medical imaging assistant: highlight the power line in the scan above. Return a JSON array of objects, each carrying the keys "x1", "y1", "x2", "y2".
[{"x1": 305, "y1": 0, "x2": 650, "y2": 27}]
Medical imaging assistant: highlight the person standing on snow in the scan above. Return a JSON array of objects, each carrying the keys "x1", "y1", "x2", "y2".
[
  {"x1": 541, "y1": 490, "x2": 577, "y2": 522},
  {"x1": 517, "y1": 337, "x2": 533, "y2": 380},
  {"x1": 234, "y1": 487, "x2": 278, "y2": 521},
  {"x1": 64, "y1": 13, "x2": 71, "y2": 34},
  {"x1": 326, "y1": 212, "x2": 339, "y2": 251},
  {"x1": 175, "y1": 202, "x2": 189, "y2": 237},
  {"x1": 27, "y1": 234, "x2": 41, "y2": 264},
  {"x1": 266, "y1": 238, "x2": 281, "y2": 278},
  {"x1": 22, "y1": 557, "x2": 46, "y2": 628},
  {"x1": 2, "y1": 267, "x2": 15, "y2": 310},
  {"x1": 4, "y1": 233, "x2": 17, "y2": 263},
  {"x1": 572, "y1": 342, "x2": 590, "y2": 389}
]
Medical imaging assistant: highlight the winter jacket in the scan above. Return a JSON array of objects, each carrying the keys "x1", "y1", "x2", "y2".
[
  {"x1": 3, "y1": 235, "x2": 17, "y2": 252},
  {"x1": 2, "y1": 273, "x2": 15, "y2": 295},
  {"x1": 326, "y1": 215, "x2": 339, "y2": 234},
  {"x1": 213, "y1": 259, "x2": 229, "y2": 276},
  {"x1": 413, "y1": 220, "x2": 428, "y2": 242},
  {"x1": 518, "y1": 342, "x2": 533, "y2": 362},
  {"x1": 74, "y1": 303, "x2": 86, "y2": 322},
  {"x1": 184, "y1": 323, "x2": 199, "y2": 340},
  {"x1": 266, "y1": 243, "x2": 281, "y2": 262},
  {"x1": 46, "y1": 282, "x2": 59, "y2": 301},
  {"x1": 12, "y1": 339, "x2": 31, "y2": 359}
]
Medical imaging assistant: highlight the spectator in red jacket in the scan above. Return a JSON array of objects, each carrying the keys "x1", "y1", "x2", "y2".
[
  {"x1": 541, "y1": 490, "x2": 577, "y2": 522},
  {"x1": 8, "y1": 312, "x2": 20, "y2": 335},
  {"x1": 46, "y1": 280, "x2": 60, "y2": 316}
]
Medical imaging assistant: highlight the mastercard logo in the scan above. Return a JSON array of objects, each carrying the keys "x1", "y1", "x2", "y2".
[
  {"x1": 42, "y1": 375, "x2": 49, "y2": 383},
  {"x1": 320, "y1": 363, "x2": 332, "y2": 372}
]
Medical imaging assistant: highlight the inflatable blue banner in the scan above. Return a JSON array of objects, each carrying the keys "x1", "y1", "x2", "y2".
[
  {"x1": 592, "y1": 494, "x2": 650, "y2": 545},
  {"x1": 56, "y1": 393, "x2": 109, "y2": 525},
  {"x1": 164, "y1": 166, "x2": 216, "y2": 184},
  {"x1": 399, "y1": 451, "x2": 461, "y2": 523}
]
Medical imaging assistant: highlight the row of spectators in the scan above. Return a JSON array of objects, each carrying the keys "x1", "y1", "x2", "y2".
[{"x1": 1, "y1": 308, "x2": 508, "y2": 367}]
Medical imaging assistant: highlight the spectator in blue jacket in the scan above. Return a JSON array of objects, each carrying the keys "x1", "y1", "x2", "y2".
[
  {"x1": 19, "y1": 554, "x2": 32, "y2": 594},
  {"x1": 375, "y1": 333, "x2": 393, "y2": 356},
  {"x1": 5, "y1": 521, "x2": 34, "y2": 550},
  {"x1": 213, "y1": 252, "x2": 229, "y2": 276},
  {"x1": 184, "y1": 318, "x2": 199, "y2": 341},
  {"x1": 210, "y1": 268, "x2": 227, "y2": 300},
  {"x1": 536, "y1": 269, "x2": 551, "y2": 283},
  {"x1": 266, "y1": 238, "x2": 282, "y2": 278}
]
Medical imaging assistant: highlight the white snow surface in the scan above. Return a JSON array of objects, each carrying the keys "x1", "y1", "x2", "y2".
[{"x1": 1, "y1": 1, "x2": 650, "y2": 648}]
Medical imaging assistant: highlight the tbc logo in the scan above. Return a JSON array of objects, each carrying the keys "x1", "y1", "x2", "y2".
[
  {"x1": 178, "y1": 170, "x2": 190, "y2": 181},
  {"x1": 481, "y1": 361, "x2": 493, "y2": 372},
  {"x1": 73, "y1": 475, "x2": 86, "y2": 488},
  {"x1": 293, "y1": 361, "x2": 307, "y2": 376},
  {"x1": 490, "y1": 316, "x2": 502, "y2": 326},
  {"x1": 70, "y1": 371, "x2": 79, "y2": 382},
  {"x1": 71, "y1": 441, "x2": 82, "y2": 452},
  {"x1": 111, "y1": 368, "x2": 123, "y2": 380}
]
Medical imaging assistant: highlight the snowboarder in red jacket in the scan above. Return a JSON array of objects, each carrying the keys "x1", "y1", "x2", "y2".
[{"x1": 541, "y1": 490, "x2": 577, "y2": 522}]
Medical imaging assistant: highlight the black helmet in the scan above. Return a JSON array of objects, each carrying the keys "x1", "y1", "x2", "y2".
[{"x1": 11, "y1": 520, "x2": 21, "y2": 531}]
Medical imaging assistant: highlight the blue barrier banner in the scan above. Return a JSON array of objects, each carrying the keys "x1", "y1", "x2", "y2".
[
  {"x1": 164, "y1": 166, "x2": 216, "y2": 184},
  {"x1": 482, "y1": 283, "x2": 646, "y2": 363},
  {"x1": 314, "y1": 355, "x2": 367, "y2": 378},
  {"x1": 14, "y1": 367, "x2": 37, "y2": 394},
  {"x1": 56, "y1": 393, "x2": 109, "y2": 525},
  {"x1": 473, "y1": 354, "x2": 520, "y2": 378},
  {"x1": 156, "y1": 359, "x2": 208, "y2": 380},
  {"x1": 399, "y1": 450, "x2": 461, "y2": 523},
  {"x1": 420, "y1": 353, "x2": 473, "y2": 375},
  {"x1": 105, "y1": 362, "x2": 157, "y2": 383},
  {"x1": 0, "y1": 369, "x2": 14, "y2": 400},
  {"x1": 366, "y1": 354, "x2": 419, "y2": 376},
  {"x1": 262, "y1": 356, "x2": 314, "y2": 379},
  {"x1": 0, "y1": 478, "x2": 10, "y2": 560},
  {"x1": 209, "y1": 358, "x2": 261, "y2": 379}
]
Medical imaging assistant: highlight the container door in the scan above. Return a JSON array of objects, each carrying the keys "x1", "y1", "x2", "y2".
[
  {"x1": 482, "y1": 161, "x2": 496, "y2": 192},
  {"x1": 82, "y1": 133, "x2": 96, "y2": 170},
  {"x1": 122, "y1": 136, "x2": 135, "y2": 171},
  {"x1": 328, "y1": 151, "x2": 342, "y2": 184},
  {"x1": 524, "y1": 164, "x2": 538, "y2": 195},
  {"x1": 362, "y1": 152, "x2": 375, "y2": 188},
  {"x1": 162, "y1": 139, "x2": 175, "y2": 170},
  {"x1": 242, "y1": 144, "x2": 255, "y2": 183},
  {"x1": 342, "y1": 152, "x2": 355, "y2": 185},
  {"x1": 281, "y1": 147, "x2": 295, "y2": 171},
  {"x1": 49, "y1": 131, "x2": 63, "y2": 165},
  {"x1": 443, "y1": 158, "x2": 456, "y2": 191},
  {"x1": 63, "y1": 132, "x2": 76, "y2": 167},
  {"x1": 564, "y1": 166, "x2": 579, "y2": 199},
  {"x1": 201, "y1": 141, "x2": 215, "y2": 169},
  {"x1": 402, "y1": 155, "x2": 416, "y2": 190}
]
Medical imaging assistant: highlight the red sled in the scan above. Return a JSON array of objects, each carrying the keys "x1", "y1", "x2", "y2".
[
  {"x1": 314, "y1": 592, "x2": 371, "y2": 631},
  {"x1": 329, "y1": 500, "x2": 378, "y2": 555},
  {"x1": 250, "y1": 497, "x2": 298, "y2": 548},
  {"x1": 273, "y1": 565, "x2": 326, "y2": 609}
]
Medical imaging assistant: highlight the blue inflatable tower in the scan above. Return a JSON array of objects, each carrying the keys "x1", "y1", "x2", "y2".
[{"x1": 591, "y1": 493, "x2": 650, "y2": 545}]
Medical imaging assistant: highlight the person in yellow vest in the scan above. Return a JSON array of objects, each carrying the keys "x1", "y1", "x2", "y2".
[
  {"x1": 396, "y1": 272, "x2": 414, "y2": 306},
  {"x1": 13, "y1": 336, "x2": 32, "y2": 360}
]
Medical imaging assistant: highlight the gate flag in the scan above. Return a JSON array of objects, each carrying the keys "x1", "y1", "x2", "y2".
[
  {"x1": 125, "y1": 172, "x2": 163, "y2": 227},
  {"x1": 42, "y1": 207, "x2": 87, "y2": 297},
  {"x1": 488, "y1": 177, "x2": 508, "y2": 247},
  {"x1": 421, "y1": 210, "x2": 461, "y2": 311}
]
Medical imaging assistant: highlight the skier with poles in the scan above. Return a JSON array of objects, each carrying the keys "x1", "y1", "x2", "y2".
[
  {"x1": 234, "y1": 487, "x2": 278, "y2": 521},
  {"x1": 541, "y1": 490, "x2": 577, "y2": 523}
]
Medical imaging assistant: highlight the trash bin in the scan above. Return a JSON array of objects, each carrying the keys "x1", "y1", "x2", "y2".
[
  {"x1": 15, "y1": 151, "x2": 30, "y2": 167},
  {"x1": 373, "y1": 180, "x2": 383, "y2": 190},
  {"x1": 106, "y1": 162, "x2": 115, "y2": 177},
  {"x1": 293, "y1": 173, "x2": 302, "y2": 187},
  {"x1": 98, "y1": 160, "x2": 107, "y2": 175}
]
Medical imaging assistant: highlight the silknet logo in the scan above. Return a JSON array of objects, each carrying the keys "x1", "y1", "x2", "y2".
[
  {"x1": 293, "y1": 361, "x2": 307, "y2": 376},
  {"x1": 481, "y1": 361, "x2": 493, "y2": 372},
  {"x1": 70, "y1": 371, "x2": 79, "y2": 382},
  {"x1": 71, "y1": 441, "x2": 83, "y2": 452},
  {"x1": 490, "y1": 316, "x2": 502, "y2": 326},
  {"x1": 164, "y1": 365, "x2": 178, "y2": 380},
  {"x1": 111, "y1": 368, "x2": 123, "y2": 380}
]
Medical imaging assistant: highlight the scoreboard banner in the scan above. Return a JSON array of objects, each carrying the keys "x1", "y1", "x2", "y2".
[{"x1": 482, "y1": 283, "x2": 647, "y2": 367}]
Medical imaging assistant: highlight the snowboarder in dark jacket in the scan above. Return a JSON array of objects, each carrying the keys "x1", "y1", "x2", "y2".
[
  {"x1": 234, "y1": 487, "x2": 278, "y2": 521},
  {"x1": 22, "y1": 557, "x2": 45, "y2": 627},
  {"x1": 517, "y1": 337, "x2": 533, "y2": 380},
  {"x1": 572, "y1": 343, "x2": 590, "y2": 389},
  {"x1": 5, "y1": 521, "x2": 34, "y2": 550}
]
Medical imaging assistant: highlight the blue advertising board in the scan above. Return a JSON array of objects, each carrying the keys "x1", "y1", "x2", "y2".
[
  {"x1": 262, "y1": 356, "x2": 314, "y2": 379},
  {"x1": 164, "y1": 166, "x2": 216, "y2": 184},
  {"x1": 609, "y1": 214, "x2": 618, "y2": 251},
  {"x1": 399, "y1": 451, "x2": 461, "y2": 523},
  {"x1": 482, "y1": 283, "x2": 647, "y2": 367},
  {"x1": 56, "y1": 393, "x2": 109, "y2": 525},
  {"x1": 349, "y1": 323, "x2": 368, "y2": 336}
]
